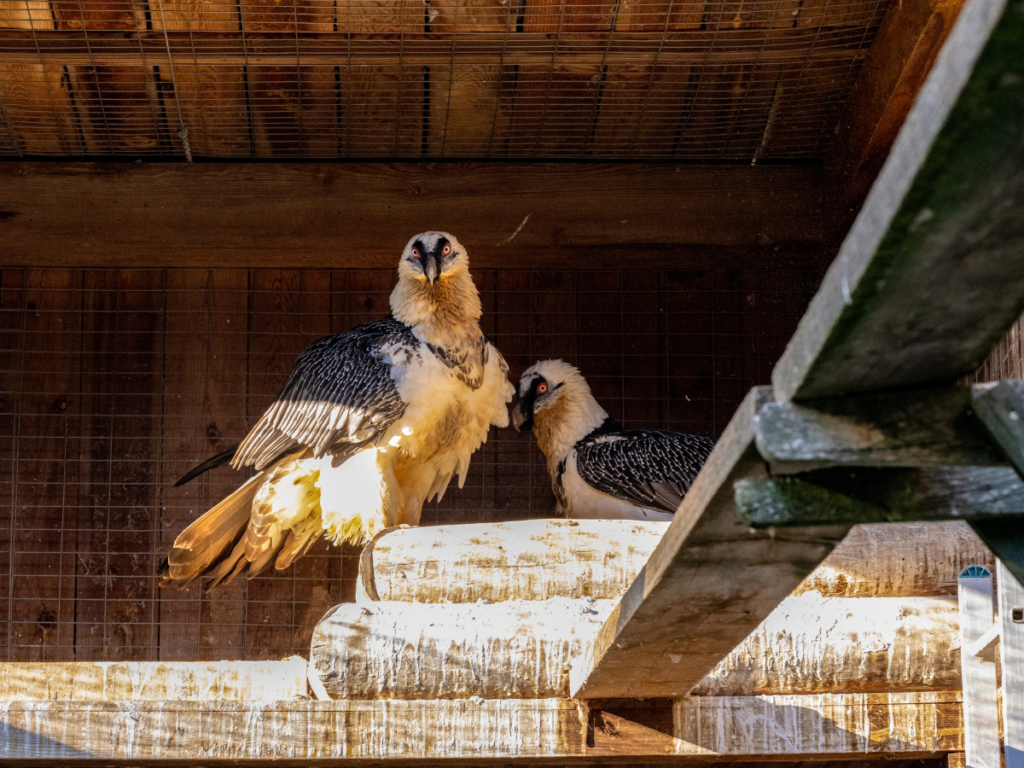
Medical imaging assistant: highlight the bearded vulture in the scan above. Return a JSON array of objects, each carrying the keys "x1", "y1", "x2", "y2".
[
  {"x1": 160, "y1": 232, "x2": 513, "y2": 590},
  {"x1": 513, "y1": 359, "x2": 714, "y2": 520}
]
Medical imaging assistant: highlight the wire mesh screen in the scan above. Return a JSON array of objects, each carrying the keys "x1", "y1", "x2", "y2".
[
  {"x1": 0, "y1": 265, "x2": 825, "y2": 662},
  {"x1": 0, "y1": 0, "x2": 890, "y2": 159}
]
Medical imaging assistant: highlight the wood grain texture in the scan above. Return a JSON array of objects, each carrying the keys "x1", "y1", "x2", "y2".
[
  {"x1": 735, "y1": 466, "x2": 1024, "y2": 527},
  {"x1": 569, "y1": 387, "x2": 850, "y2": 699},
  {"x1": 158, "y1": 269, "x2": 249, "y2": 661},
  {"x1": 826, "y1": 0, "x2": 965, "y2": 228},
  {"x1": 0, "y1": 693, "x2": 961, "y2": 760},
  {"x1": 773, "y1": 0, "x2": 1024, "y2": 401},
  {"x1": 690, "y1": 593, "x2": 961, "y2": 696},
  {"x1": 0, "y1": 659, "x2": 308, "y2": 700},
  {"x1": 5, "y1": 270, "x2": 81, "y2": 662},
  {"x1": 0, "y1": 163, "x2": 827, "y2": 269},
  {"x1": 755, "y1": 385, "x2": 1007, "y2": 471},
  {"x1": 311, "y1": 598, "x2": 612, "y2": 699},
  {"x1": 359, "y1": 520, "x2": 668, "y2": 603},
  {"x1": 795, "y1": 521, "x2": 995, "y2": 597}
]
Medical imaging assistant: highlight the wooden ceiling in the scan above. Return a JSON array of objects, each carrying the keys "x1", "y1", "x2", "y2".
[{"x1": 0, "y1": 0, "x2": 894, "y2": 160}]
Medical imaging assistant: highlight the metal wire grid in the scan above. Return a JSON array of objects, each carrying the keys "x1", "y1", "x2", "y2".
[
  {"x1": 0, "y1": 265, "x2": 823, "y2": 662},
  {"x1": 0, "y1": 0, "x2": 890, "y2": 159}
]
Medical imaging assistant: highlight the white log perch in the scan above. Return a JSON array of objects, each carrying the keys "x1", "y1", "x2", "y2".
[
  {"x1": 357, "y1": 519, "x2": 668, "y2": 603},
  {"x1": 692, "y1": 593, "x2": 961, "y2": 696},
  {"x1": 796, "y1": 521, "x2": 994, "y2": 597},
  {"x1": 310, "y1": 598, "x2": 614, "y2": 700},
  {"x1": 0, "y1": 660, "x2": 308, "y2": 701}
]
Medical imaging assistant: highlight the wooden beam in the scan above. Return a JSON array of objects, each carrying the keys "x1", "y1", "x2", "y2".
[
  {"x1": 359, "y1": 520, "x2": 667, "y2": 603},
  {"x1": 0, "y1": 163, "x2": 827, "y2": 270},
  {"x1": 0, "y1": 660, "x2": 308, "y2": 701},
  {"x1": 569, "y1": 387, "x2": 850, "y2": 699},
  {"x1": 0, "y1": 693, "x2": 962, "y2": 761},
  {"x1": 755, "y1": 384, "x2": 1009, "y2": 471},
  {"x1": 735, "y1": 466, "x2": 1024, "y2": 527},
  {"x1": 796, "y1": 521, "x2": 995, "y2": 597},
  {"x1": 973, "y1": 380, "x2": 1024, "y2": 479},
  {"x1": 772, "y1": 0, "x2": 1024, "y2": 401},
  {"x1": 826, "y1": 0, "x2": 965, "y2": 228},
  {"x1": 0, "y1": 28, "x2": 870, "y2": 67}
]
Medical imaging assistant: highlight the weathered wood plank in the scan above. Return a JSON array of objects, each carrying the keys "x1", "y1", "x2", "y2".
[
  {"x1": 826, "y1": 0, "x2": 965, "y2": 228},
  {"x1": 358, "y1": 520, "x2": 668, "y2": 603},
  {"x1": 795, "y1": 521, "x2": 994, "y2": 597},
  {"x1": 973, "y1": 379, "x2": 1024, "y2": 478},
  {"x1": 0, "y1": 659, "x2": 307, "y2": 701},
  {"x1": 0, "y1": 163, "x2": 827, "y2": 270},
  {"x1": 999, "y1": 559, "x2": 1024, "y2": 768},
  {"x1": 690, "y1": 593, "x2": 960, "y2": 696},
  {"x1": 735, "y1": 466, "x2": 1024, "y2": 527},
  {"x1": 310, "y1": 598, "x2": 613, "y2": 700},
  {"x1": 957, "y1": 568, "x2": 1000, "y2": 768},
  {"x1": 755, "y1": 384, "x2": 1008, "y2": 470},
  {"x1": 773, "y1": 0, "x2": 1024, "y2": 401},
  {"x1": 569, "y1": 387, "x2": 850, "y2": 699},
  {"x1": 0, "y1": 693, "x2": 962, "y2": 760}
]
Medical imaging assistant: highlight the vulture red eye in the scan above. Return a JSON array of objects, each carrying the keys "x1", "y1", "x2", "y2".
[
  {"x1": 443, "y1": 244, "x2": 451, "y2": 255},
  {"x1": 537, "y1": 383, "x2": 548, "y2": 394},
  {"x1": 412, "y1": 248, "x2": 420, "y2": 259}
]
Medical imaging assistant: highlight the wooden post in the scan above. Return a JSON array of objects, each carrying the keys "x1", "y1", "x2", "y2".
[
  {"x1": 958, "y1": 565, "x2": 1000, "y2": 768},
  {"x1": 999, "y1": 560, "x2": 1024, "y2": 768}
]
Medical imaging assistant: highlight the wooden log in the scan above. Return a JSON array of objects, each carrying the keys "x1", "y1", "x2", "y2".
[
  {"x1": 0, "y1": 659, "x2": 308, "y2": 701},
  {"x1": 734, "y1": 466, "x2": 1024, "y2": 528},
  {"x1": 357, "y1": 519, "x2": 668, "y2": 603},
  {"x1": 795, "y1": 521, "x2": 995, "y2": 597},
  {"x1": 0, "y1": 163, "x2": 827, "y2": 270},
  {"x1": 973, "y1": 379, "x2": 1024, "y2": 478},
  {"x1": 0, "y1": 693, "x2": 962, "y2": 760},
  {"x1": 755, "y1": 384, "x2": 1009, "y2": 471},
  {"x1": 957, "y1": 567, "x2": 1000, "y2": 768},
  {"x1": 569, "y1": 387, "x2": 850, "y2": 700},
  {"x1": 310, "y1": 598, "x2": 614, "y2": 700},
  {"x1": 772, "y1": 0, "x2": 1024, "y2": 401},
  {"x1": 690, "y1": 593, "x2": 961, "y2": 696},
  {"x1": 675, "y1": 691, "x2": 962, "y2": 756}
]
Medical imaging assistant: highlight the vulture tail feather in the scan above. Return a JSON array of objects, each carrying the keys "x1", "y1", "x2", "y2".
[{"x1": 174, "y1": 444, "x2": 241, "y2": 487}]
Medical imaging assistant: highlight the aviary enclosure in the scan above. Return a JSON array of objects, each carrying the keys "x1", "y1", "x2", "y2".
[{"x1": 1, "y1": 0, "x2": 1024, "y2": 759}]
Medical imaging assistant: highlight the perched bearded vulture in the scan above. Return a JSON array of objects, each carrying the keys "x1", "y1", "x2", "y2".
[
  {"x1": 513, "y1": 360, "x2": 715, "y2": 521},
  {"x1": 160, "y1": 232, "x2": 513, "y2": 590}
]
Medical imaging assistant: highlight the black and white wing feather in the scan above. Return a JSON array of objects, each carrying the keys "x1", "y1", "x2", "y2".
[
  {"x1": 232, "y1": 317, "x2": 418, "y2": 470},
  {"x1": 575, "y1": 429, "x2": 715, "y2": 514}
]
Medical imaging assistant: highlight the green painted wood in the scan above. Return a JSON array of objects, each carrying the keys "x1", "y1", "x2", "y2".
[
  {"x1": 773, "y1": 0, "x2": 1024, "y2": 401},
  {"x1": 735, "y1": 466, "x2": 1024, "y2": 527},
  {"x1": 755, "y1": 385, "x2": 1005, "y2": 470},
  {"x1": 973, "y1": 380, "x2": 1024, "y2": 478}
]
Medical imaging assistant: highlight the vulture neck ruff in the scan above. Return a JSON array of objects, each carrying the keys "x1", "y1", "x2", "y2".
[
  {"x1": 533, "y1": 382, "x2": 609, "y2": 471},
  {"x1": 390, "y1": 267, "x2": 483, "y2": 347}
]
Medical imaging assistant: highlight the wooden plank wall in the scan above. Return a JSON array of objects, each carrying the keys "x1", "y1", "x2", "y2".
[{"x1": 0, "y1": 264, "x2": 821, "y2": 662}]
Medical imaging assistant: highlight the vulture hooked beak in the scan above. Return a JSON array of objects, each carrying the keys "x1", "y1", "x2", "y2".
[
  {"x1": 512, "y1": 398, "x2": 534, "y2": 433},
  {"x1": 424, "y1": 253, "x2": 439, "y2": 285}
]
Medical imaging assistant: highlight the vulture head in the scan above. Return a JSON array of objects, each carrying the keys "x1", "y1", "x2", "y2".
[
  {"x1": 513, "y1": 359, "x2": 603, "y2": 434},
  {"x1": 399, "y1": 231, "x2": 468, "y2": 286}
]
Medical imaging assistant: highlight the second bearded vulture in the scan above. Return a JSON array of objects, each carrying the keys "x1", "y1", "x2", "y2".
[
  {"x1": 160, "y1": 232, "x2": 513, "y2": 590},
  {"x1": 513, "y1": 359, "x2": 715, "y2": 520}
]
